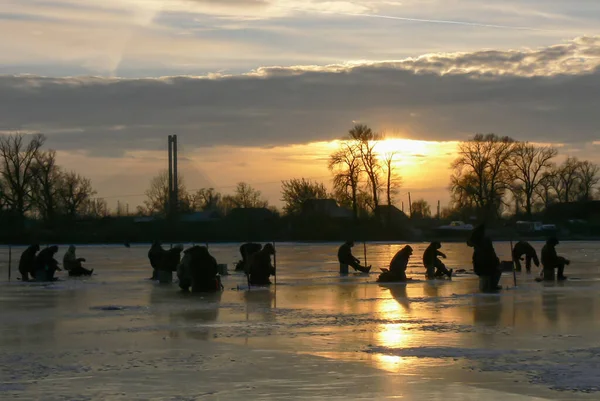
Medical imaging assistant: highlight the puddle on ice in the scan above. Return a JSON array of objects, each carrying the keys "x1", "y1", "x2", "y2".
[{"x1": 1, "y1": 241, "x2": 600, "y2": 400}]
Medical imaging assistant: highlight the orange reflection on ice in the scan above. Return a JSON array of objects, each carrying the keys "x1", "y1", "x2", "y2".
[{"x1": 371, "y1": 293, "x2": 412, "y2": 372}]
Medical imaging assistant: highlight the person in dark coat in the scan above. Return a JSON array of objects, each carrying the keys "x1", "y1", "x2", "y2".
[
  {"x1": 148, "y1": 242, "x2": 182, "y2": 280},
  {"x1": 541, "y1": 237, "x2": 569, "y2": 281},
  {"x1": 248, "y1": 243, "x2": 276, "y2": 286},
  {"x1": 467, "y1": 224, "x2": 501, "y2": 292},
  {"x1": 377, "y1": 245, "x2": 413, "y2": 283},
  {"x1": 422, "y1": 241, "x2": 452, "y2": 279},
  {"x1": 148, "y1": 241, "x2": 164, "y2": 280},
  {"x1": 235, "y1": 243, "x2": 262, "y2": 271},
  {"x1": 34, "y1": 246, "x2": 61, "y2": 281},
  {"x1": 163, "y1": 245, "x2": 183, "y2": 272},
  {"x1": 177, "y1": 246, "x2": 221, "y2": 293},
  {"x1": 19, "y1": 244, "x2": 39, "y2": 281},
  {"x1": 512, "y1": 241, "x2": 539, "y2": 272},
  {"x1": 337, "y1": 241, "x2": 371, "y2": 273}
]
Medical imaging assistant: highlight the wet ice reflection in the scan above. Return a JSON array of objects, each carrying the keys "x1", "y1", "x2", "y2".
[{"x1": 2, "y1": 242, "x2": 600, "y2": 399}]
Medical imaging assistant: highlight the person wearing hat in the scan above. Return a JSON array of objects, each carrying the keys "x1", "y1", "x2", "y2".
[
  {"x1": 248, "y1": 243, "x2": 276, "y2": 286},
  {"x1": 423, "y1": 241, "x2": 453, "y2": 279},
  {"x1": 512, "y1": 241, "x2": 539, "y2": 273},
  {"x1": 337, "y1": 240, "x2": 371, "y2": 273},
  {"x1": 377, "y1": 245, "x2": 413, "y2": 282},
  {"x1": 63, "y1": 245, "x2": 93, "y2": 276},
  {"x1": 33, "y1": 245, "x2": 61, "y2": 281},
  {"x1": 177, "y1": 245, "x2": 221, "y2": 292},
  {"x1": 19, "y1": 244, "x2": 40, "y2": 281},
  {"x1": 235, "y1": 242, "x2": 262, "y2": 271},
  {"x1": 541, "y1": 237, "x2": 569, "y2": 281},
  {"x1": 468, "y1": 224, "x2": 502, "y2": 292}
]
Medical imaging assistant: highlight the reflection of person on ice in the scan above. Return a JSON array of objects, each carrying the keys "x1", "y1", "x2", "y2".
[
  {"x1": 541, "y1": 237, "x2": 569, "y2": 281},
  {"x1": 337, "y1": 241, "x2": 371, "y2": 273},
  {"x1": 422, "y1": 241, "x2": 452, "y2": 279}
]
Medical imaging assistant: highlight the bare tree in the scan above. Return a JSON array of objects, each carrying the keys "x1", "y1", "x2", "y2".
[
  {"x1": 30, "y1": 150, "x2": 63, "y2": 223},
  {"x1": 0, "y1": 133, "x2": 45, "y2": 219},
  {"x1": 450, "y1": 134, "x2": 516, "y2": 218},
  {"x1": 223, "y1": 182, "x2": 268, "y2": 210},
  {"x1": 142, "y1": 170, "x2": 188, "y2": 216},
  {"x1": 576, "y1": 160, "x2": 599, "y2": 201},
  {"x1": 190, "y1": 188, "x2": 222, "y2": 212},
  {"x1": 280, "y1": 178, "x2": 328, "y2": 215},
  {"x1": 81, "y1": 198, "x2": 109, "y2": 218},
  {"x1": 411, "y1": 199, "x2": 431, "y2": 219},
  {"x1": 329, "y1": 141, "x2": 362, "y2": 221},
  {"x1": 59, "y1": 172, "x2": 97, "y2": 217},
  {"x1": 349, "y1": 124, "x2": 382, "y2": 212},
  {"x1": 553, "y1": 157, "x2": 581, "y2": 203},
  {"x1": 510, "y1": 143, "x2": 557, "y2": 217},
  {"x1": 535, "y1": 171, "x2": 558, "y2": 209},
  {"x1": 382, "y1": 152, "x2": 401, "y2": 206}
]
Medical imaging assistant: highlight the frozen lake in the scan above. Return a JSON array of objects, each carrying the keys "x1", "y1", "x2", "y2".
[{"x1": 2, "y1": 241, "x2": 600, "y2": 400}]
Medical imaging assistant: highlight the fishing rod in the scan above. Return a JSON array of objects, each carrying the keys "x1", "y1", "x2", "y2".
[
  {"x1": 273, "y1": 240, "x2": 277, "y2": 309},
  {"x1": 510, "y1": 238, "x2": 517, "y2": 287}
]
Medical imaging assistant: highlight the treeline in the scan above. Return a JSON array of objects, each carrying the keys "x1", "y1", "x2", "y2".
[
  {"x1": 0, "y1": 133, "x2": 100, "y2": 227},
  {"x1": 448, "y1": 134, "x2": 599, "y2": 220},
  {"x1": 137, "y1": 124, "x2": 405, "y2": 221},
  {"x1": 0, "y1": 129, "x2": 600, "y2": 239}
]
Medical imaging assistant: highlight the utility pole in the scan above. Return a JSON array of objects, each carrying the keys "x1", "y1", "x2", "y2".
[
  {"x1": 408, "y1": 192, "x2": 412, "y2": 217},
  {"x1": 437, "y1": 200, "x2": 441, "y2": 219},
  {"x1": 168, "y1": 135, "x2": 173, "y2": 217},
  {"x1": 173, "y1": 134, "x2": 178, "y2": 215},
  {"x1": 167, "y1": 135, "x2": 179, "y2": 219}
]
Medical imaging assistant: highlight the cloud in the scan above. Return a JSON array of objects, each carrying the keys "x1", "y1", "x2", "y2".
[{"x1": 1, "y1": 36, "x2": 600, "y2": 156}]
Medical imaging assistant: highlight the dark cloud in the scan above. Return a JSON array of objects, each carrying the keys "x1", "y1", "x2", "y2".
[{"x1": 1, "y1": 36, "x2": 599, "y2": 156}]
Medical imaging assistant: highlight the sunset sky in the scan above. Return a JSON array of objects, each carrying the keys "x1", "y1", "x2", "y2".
[{"x1": 1, "y1": 1, "x2": 600, "y2": 211}]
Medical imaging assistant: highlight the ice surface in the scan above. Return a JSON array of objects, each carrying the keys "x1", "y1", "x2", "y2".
[{"x1": 1, "y1": 241, "x2": 600, "y2": 400}]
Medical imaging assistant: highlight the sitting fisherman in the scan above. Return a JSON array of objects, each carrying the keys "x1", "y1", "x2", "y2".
[
  {"x1": 19, "y1": 244, "x2": 39, "y2": 281},
  {"x1": 148, "y1": 242, "x2": 183, "y2": 280},
  {"x1": 248, "y1": 243, "x2": 276, "y2": 286},
  {"x1": 34, "y1": 246, "x2": 61, "y2": 281},
  {"x1": 337, "y1": 240, "x2": 371, "y2": 273},
  {"x1": 422, "y1": 241, "x2": 453, "y2": 279},
  {"x1": 148, "y1": 241, "x2": 164, "y2": 280},
  {"x1": 512, "y1": 241, "x2": 539, "y2": 273},
  {"x1": 468, "y1": 224, "x2": 502, "y2": 292},
  {"x1": 377, "y1": 245, "x2": 413, "y2": 283},
  {"x1": 163, "y1": 245, "x2": 184, "y2": 272},
  {"x1": 541, "y1": 237, "x2": 569, "y2": 281},
  {"x1": 177, "y1": 246, "x2": 221, "y2": 293},
  {"x1": 63, "y1": 245, "x2": 93, "y2": 276},
  {"x1": 235, "y1": 242, "x2": 262, "y2": 271}
]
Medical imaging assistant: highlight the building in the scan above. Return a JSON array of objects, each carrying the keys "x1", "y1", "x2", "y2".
[{"x1": 302, "y1": 199, "x2": 353, "y2": 219}]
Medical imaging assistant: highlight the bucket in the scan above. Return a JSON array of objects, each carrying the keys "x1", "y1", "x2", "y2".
[
  {"x1": 339, "y1": 263, "x2": 349, "y2": 274},
  {"x1": 35, "y1": 269, "x2": 50, "y2": 282},
  {"x1": 479, "y1": 276, "x2": 491, "y2": 292},
  {"x1": 157, "y1": 270, "x2": 173, "y2": 284},
  {"x1": 500, "y1": 261, "x2": 514, "y2": 272},
  {"x1": 217, "y1": 264, "x2": 228, "y2": 276}
]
